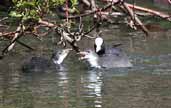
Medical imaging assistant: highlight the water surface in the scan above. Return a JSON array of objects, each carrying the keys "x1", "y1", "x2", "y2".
[{"x1": 1, "y1": 1, "x2": 171, "y2": 108}]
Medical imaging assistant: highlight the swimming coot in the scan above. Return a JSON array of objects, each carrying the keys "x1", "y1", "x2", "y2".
[
  {"x1": 22, "y1": 48, "x2": 72, "y2": 73},
  {"x1": 79, "y1": 37, "x2": 132, "y2": 68}
]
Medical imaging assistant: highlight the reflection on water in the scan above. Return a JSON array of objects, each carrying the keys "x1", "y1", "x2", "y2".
[
  {"x1": 1, "y1": 17, "x2": 171, "y2": 108},
  {"x1": 82, "y1": 70, "x2": 103, "y2": 107},
  {"x1": 1, "y1": 33, "x2": 171, "y2": 108}
]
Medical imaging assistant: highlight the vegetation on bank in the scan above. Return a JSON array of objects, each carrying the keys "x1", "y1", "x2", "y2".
[{"x1": 0, "y1": 0, "x2": 171, "y2": 58}]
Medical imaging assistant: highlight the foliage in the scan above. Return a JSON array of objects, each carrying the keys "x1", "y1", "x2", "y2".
[{"x1": 10, "y1": 0, "x2": 78, "y2": 22}]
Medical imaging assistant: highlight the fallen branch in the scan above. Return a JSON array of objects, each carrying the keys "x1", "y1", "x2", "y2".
[
  {"x1": 0, "y1": 17, "x2": 8, "y2": 22},
  {"x1": 169, "y1": 0, "x2": 171, "y2": 4},
  {"x1": 2, "y1": 25, "x2": 24, "y2": 55},
  {"x1": 36, "y1": 19, "x2": 82, "y2": 52},
  {"x1": 121, "y1": 2, "x2": 149, "y2": 36},
  {"x1": 104, "y1": 0, "x2": 171, "y2": 21},
  {"x1": 81, "y1": 0, "x2": 90, "y2": 7},
  {"x1": 0, "y1": 19, "x2": 57, "y2": 55},
  {"x1": 126, "y1": 3, "x2": 171, "y2": 21},
  {"x1": 38, "y1": 19, "x2": 57, "y2": 27},
  {"x1": 0, "y1": 31, "x2": 16, "y2": 38},
  {"x1": 99, "y1": 11, "x2": 124, "y2": 17},
  {"x1": 68, "y1": 1, "x2": 120, "y2": 19}
]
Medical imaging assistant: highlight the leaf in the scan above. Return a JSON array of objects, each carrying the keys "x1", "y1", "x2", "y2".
[
  {"x1": 16, "y1": 1, "x2": 36, "y2": 9},
  {"x1": 9, "y1": 11, "x2": 23, "y2": 18},
  {"x1": 52, "y1": 0, "x2": 65, "y2": 5},
  {"x1": 70, "y1": 0, "x2": 78, "y2": 7}
]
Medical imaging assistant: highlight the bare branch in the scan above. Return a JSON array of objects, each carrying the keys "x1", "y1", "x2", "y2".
[
  {"x1": 104, "y1": 0, "x2": 171, "y2": 21},
  {"x1": 2, "y1": 25, "x2": 24, "y2": 55},
  {"x1": 121, "y1": 3, "x2": 149, "y2": 36}
]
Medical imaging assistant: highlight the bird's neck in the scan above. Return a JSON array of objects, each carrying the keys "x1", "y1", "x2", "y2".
[
  {"x1": 96, "y1": 47, "x2": 105, "y2": 56},
  {"x1": 53, "y1": 53, "x2": 68, "y2": 65},
  {"x1": 95, "y1": 45, "x2": 106, "y2": 56},
  {"x1": 53, "y1": 59, "x2": 62, "y2": 65},
  {"x1": 87, "y1": 56, "x2": 101, "y2": 68}
]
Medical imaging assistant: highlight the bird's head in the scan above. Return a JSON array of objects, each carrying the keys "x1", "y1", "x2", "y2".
[
  {"x1": 94, "y1": 37, "x2": 105, "y2": 56},
  {"x1": 52, "y1": 48, "x2": 72, "y2": 65},
  {"x1": 78, "y1": 50, "x2": 101, "y2": 68}
]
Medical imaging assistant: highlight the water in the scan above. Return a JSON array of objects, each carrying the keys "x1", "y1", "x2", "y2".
[
  {"x1": 1, "y1": 2, "x2": 171, "y2": 108},
  {"x1": 0, "y1": 27, "x2": 171, "y2": 108}
]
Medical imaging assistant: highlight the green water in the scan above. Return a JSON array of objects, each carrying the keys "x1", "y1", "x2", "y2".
[
  {"x1": 0, "y1": 26, "x2": 171, "y2": 108},
  {"x1": 1, "y1": 1, "x2": 171, "y2": 108}
]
